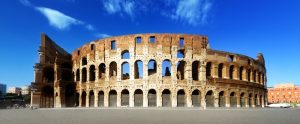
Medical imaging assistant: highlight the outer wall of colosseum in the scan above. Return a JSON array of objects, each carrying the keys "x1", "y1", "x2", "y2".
[{"x1": 31, "y1": 33, "x2": 267, "y2": 108}]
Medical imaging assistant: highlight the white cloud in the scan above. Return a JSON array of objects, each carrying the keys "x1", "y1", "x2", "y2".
[
  {"x1": 171, "y1": 0, "x2": 212, "y2": 26},
  {"x1": 95, "y1": 33, "x2": 111, "y2": 38},
  {"x1": 19, "y1": 0, "x2": 32, "y2": 7},
  {"x1": 36, "y1": 7, "x2": 83, "y2": 30},
  {"x1": 103, "y1": 0, "x2": 135, "y2": 18}
]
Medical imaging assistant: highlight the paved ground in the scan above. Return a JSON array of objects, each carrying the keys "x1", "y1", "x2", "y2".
[{"x1": 0, "y1": 108, "x2": 300, "y2": 124}]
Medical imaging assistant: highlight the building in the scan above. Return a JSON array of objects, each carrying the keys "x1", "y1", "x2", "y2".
[
  {"x1": 268, "y1": 83, "x2": 300, "y2": 103},
  {"x1": 21, "y1": 85, "x2": 31, "y2": 95},
  {"x1": 0, "y1": 83, "x2": 6, "y2": 96},
  {"x1": 31, "y1": 33, "x2": 267, "y2": 108},
  {"x1": 8, "y1": 87, "x2": 22, "y2": 94}
]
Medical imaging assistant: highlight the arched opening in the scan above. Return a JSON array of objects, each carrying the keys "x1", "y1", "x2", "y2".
[
  {"x1": 258, "y1": 72, "x2": 261, "y2": 84},
  {"x1": 65, "y1": 84, "x2": 75, "y2": 107},
  {"x1": 229, "y1": 65, "x2": 234, "y2": 79},
  {"x1": 162, "y1": 89, "x2": 171, "y2": 107},
  {"x1": 98, "y1": 63, "x2": 106, "y2": 79},
  {"x1": 81, "y1": 91, "x2": 86, "y2": 107},
  {"x1": 82, "y1": 57, "x2": 87, "y2": 66},
  {"x1": 240, "y1": 93, "x2": 245, "y2": 107},
  {"x1": 247, "y1": 69, "x2": 251, "y2": 81},
  {"x1": 82, "y1": 68, "x2": 87, "y2": 83},
  {"x1": 262, "y1": 74, "x2": 265, "y2": 85},
  {"x1": 121, "y1": 62, "x2": 130, "y2": 80},
  {"x1": 134, "y1": 60, "x2": 143, "y2": 79},
  {"x1": 192, "y1": 61, "x2": 199, "y2": 81},
  {"x1": 148, "y1": 89, "x2": 157, "y2": 107},
  {"x1": 255, "y1": 94, "x2": 258, "y2": 107},
  {"x1": 134, "y1": 89, "x2": 143, "y2": 107},
  {"x1": 176, "y1": 61, "x2": 186, "y2": 80},
  {"x1": 192, "y1": 89, "x2": 201, "y2": 107},
  {"x1": 206, "y1": 90, "x2": 214, "y2": 107},
  {"x1": 249, "y1": 93, "x2": 253, "y2": 107},
  {"x1": 89, "y1": 65, "x2": 95, "y2": 81},
  {"x1": 98, "y1": 91, "x2": 104, "y2": 107},
  {"x1": 148, "y1": 59, "x2": 157, "y2": 76},
  {"x1": 230, "y1": 92, "x2": 237, "y2": 107},
  {"x1": 121, "y1": 89, "x2": 129, "y2": 106},
  {"x1": 253, "y1": 70, "x2": 257, "y2": 82},
  {"x1": 218, "y1": 63, "x2": 223, "y2": 78},
  {"x1": 177, "y1": 50, "x2": 185, "y2": 58},
  {"x1": 162, "y1": 60, "x2": 171, "y2": 77},
  {"x1": 76, "y1": 69, "x2": 80, "y2": 81},
  {"x1": 89, "y1": 90, "x2": 94, "y2": 107},
  {"x1": 121, "y1": 50, "x2": 130, "y2": 59},
  {"x1": 177, "y1": 90, "x2": 186, "y2": 107},
  {"x1": 75, "y1": 92, "x2": 79, "y2": 107},
  {"x1": 239, "y1": 66, "x2": 244, "y2": 80},
  {"x1": 206, "y1": 62, "x2": 212, "y2": 78},
  {"x1": 219, "y1": 91, "x2": 225, "y2": 107},
  {"x1": 43, "y1": 67, "x2": 54, "y2": 83},
  {"x1": 109, "y1": 62, "x2": 117, "y2": 78},
  {"x1": 40, "y1": 86, "x2": 54, "y2": 108},
  {"x1": 109, "y1": 90, "x2": 117, "y2": 107},
  {"x1": 260, "y1": 95, "x2": 263, "y2": 107},
  {"x1": 61, "y1": 63, "x2": 72, "y2": 81}
]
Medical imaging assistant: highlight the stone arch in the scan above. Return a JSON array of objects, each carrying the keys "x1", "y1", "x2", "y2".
[
  {"x1": 148, "y1": 59, "x2": 157, "y2": 76},
  {"x1": 218, "y1": 63, "x2": 223, "y2": 78},
  {"x1": 162, "y1": 59, "x2": 171, "y2": 77},
  {"x1": 65, "y1": 83, "x2": 76, "y2": 107},
  {"x1": 40, "y1": 86, "x2": 54, "y2": 108},
  {"x1": 109, "y1": 90, "x2": 117, "y2": 107},
  {"x1": 230, "y1": 92, "x2": 237, "y2": 107},
  {"x1": 81, "y1": 91, "x2": 86, "y2": 107},
  {"x1": 98, "y1": 63, "x2": 106, "y2": 79},
  {"x1": 134, "y1": 60, "x2": 143, "y2": 79},
  {"x1": 255, "y1": 94, "x2": 258, "y2": 107},
  {"x1": 192, "y1": 89, "x2": 201, "y2": 107},
  {"x1": 121, "y1": 62, "x2": 130, "y2": 80},
  {"x1": 219, "y1": 91, "x2": 226, "y2": 107},
  {"x1": 177, "y1": 89, "x2": 186, "y2": 107},
  {"x1": 89, "y1": 90, "x2": 94, "y2": 107},
  {"x1": 240, "y1": 92, "x2": 245, "y2": 107},
  {"x1": 98, "y1": 91, "x2": 104, "y2": 107},
  {"x1": 82, "y1": 68, "x2": 87, "y2": 83},
  {"x1": 121, "y1": 89, "x2": 129, "y2": 106},
  {"x1": 134, "y1": 89, "x2": 143, "y2": 107},
  {"x1": 75, "y1": 92, "x2": 79, "y2": 107},
  {"x1": 249, "y1": 93, "x2": 253, "y2": 107},
  {"x1": 82, "y1": 57, "x2": 87, "y2": 65},
  {"x1": 109, "y1": 62, "x2": 117, "y2": 78},
  {"x1": 247, "y1": 69, "x2": 251, "y2": 81},
  {"x1": 162, "y1": 89, "x2": 171, "y2": 107},
  {"x1": 239, "y1": 66, "x2": 244, "y2": 80},
  {"x1": 206, "y1": 90, "x2": 214, "y2": 107},
  {"x1": 192, "y1": 61, "x2": 200, "y2": 81},
  {"x1": 206, "y1": 62, "x2": 212, "y2": 78},
  {"x1": 121, "y1": 50, "x2": 130, "y2": 59},
  {"x1": 148, "y1": 89, "x2": 157, "y2": 107},
  {"x1": 229, "y1": 65, "x2": 234, "y2": 79},
  {"x1": 89, "y1": 65, "x2": 95, "y2": 81},
  {"x1": 253, "y1": 70, "x2": 257, "y2": 82},
  {"x1": 76, "y1": 69, "x2": 80, "y2": 81},
  {"x1": 176, "y1": 61, "x2": 186, "y2": 80},
  {"x1": 43, "y1": 66, "x2": 54, "y2": 83}
]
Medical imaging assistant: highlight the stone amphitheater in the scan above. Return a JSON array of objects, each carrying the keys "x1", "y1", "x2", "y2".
[{"x1": 31, "y1": 33, "x2": 267, "y2": 108}]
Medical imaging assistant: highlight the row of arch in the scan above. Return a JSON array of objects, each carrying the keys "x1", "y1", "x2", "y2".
[
  {"x1": 77, "y1": 89, "x2": 265, "y2": 108},
  {"x1": 75, "y1": 60, "x2": 266, "y2": 85}
]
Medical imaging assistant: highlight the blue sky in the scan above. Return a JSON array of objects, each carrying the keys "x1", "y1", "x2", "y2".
[{"x1": 0, "y1": 0, "x2": 299, "y2": 89}]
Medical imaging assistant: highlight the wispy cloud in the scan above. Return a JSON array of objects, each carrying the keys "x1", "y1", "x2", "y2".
[
  {"x1": 19, "y1": 0, "x2": 95, "y2": 31},
  {"x1": 102, "y1": 0, "x2": 135, "y2": 18},
  {"x1": 171, "y1": 0, "x2": 212, "y2": 26},
  {"x1": 95, "y1": 33, "x2": 111, "y2": 38}
]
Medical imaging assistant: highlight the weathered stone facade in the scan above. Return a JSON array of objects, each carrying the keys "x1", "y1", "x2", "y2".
[{"x1": 32, "y1": 33, "x2": 267, "y2": 108}]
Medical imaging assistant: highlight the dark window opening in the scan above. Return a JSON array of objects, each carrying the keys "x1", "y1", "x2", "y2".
[
  {"x1": 76, "y1": 69, "x2": 80, "y2": 81},
  {"x1": 177, "y1": 50, "x2": 184, "y2": 58},
  {"x1": 77, "y1": 50, "x2": 80, "y2": 55},
  {"x1": 148, "y1": 60, "x2": 157, "y2": 76},
  {"x1": 247, "y1": 69, "x2": 251, "y2": 81},
  {"x1": 82, "y1": 68, "x2": 87, "y2": 82},
  {"x1": 91, "y1": 44, "x2": 95, "y2": 50},
  {"x1": 111, "y1": 40, "x2": 116, "y2": 50},
  {"x1": 149, "y1": 36, "x2": 155, "y2": 43},
  {"x1": 89, "y1": 65, "x2": 95, "y2": 81},
  {"x1": 136, "y1": 36, "x2": 142, "y2": 44},
  {"x1": 192, "y1": 61, "x2": 199, "y2": 81},
  {"x1": 134, "y1": 60, "x2": 143, "y2": 79},
  {"x1": 218, "y1": 63, "x2": 223, "y2": 78},
  {"x1": 176, "y1": 61, "x2": 186, "y2": 80},
  {"x1": 109, "y1": 62, "x2": 117, "y2": 78},
  {"x1": 239, "y1": 66, "x2": 244, "y2": 80},
  {"x1": 43, "y1": 67, "x2": 54, "y2": 83},
  {"x1": 206, "y1": 62, "x2": 212, "y2": 78},
  {"x1": 179, "y1": 37, "x2": 184, "y2": 47},
  {"x1": 229, "y1": 65, "x2": 234, "y2": 79},
  {"x1": 121, "y1": 50, "x2": 130, "y2": 59},
  {"x1": 98, "y1": 63, "x2": 106, "y2": 79},
  {"x1": 82, "y1": 57, "x2": 87, "y2": 66},
  {"x1": 228, "y1": 55, "x2": 234, "y2": 62}
]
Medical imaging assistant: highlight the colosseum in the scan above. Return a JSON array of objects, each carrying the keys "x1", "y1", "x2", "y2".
[{"x1": 31, "y1": 33, "x2": 267, "y2": 108}]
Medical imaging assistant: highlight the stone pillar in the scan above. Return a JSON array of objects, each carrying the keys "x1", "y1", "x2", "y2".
[
  {"x1": 242, "y1": 69, "x2": 247, "y2": 81},
  {"x1": 129, "y1": 90, "x2": 134, "y2": 107},
  {"x1": 237, "y1": 95, "x2": 241, "y2": 108},
  {"x1": 186, "y1": 91, "x2": 192, "y2": 107},
  {"x1": 157, "y1": 90, "x2": 162, "y2": 107},
  {"x1": 212, "y1": 63, "x2": 218, "y2": 78},
  {"x1": 171, "y1": 62, "x2": 176, "y2": 84},
  {"x1": 94, "y1": 91, "x2": 98, "y2": 107},
  {"x1": 250, "y1": 71, "x2": 254, "y2": 82},
  {"x1": 117, "y1": 62, "x2": 121, "y2": 81},
  {"x1": 223, "y1": 64, "x2": 229, "y2": 79},
  {"x1": 234, "y1": 67, "x2": 239, "y2": 80},
  {"x1": 245, "y1": 97, "x2": 249, "y2": 108},
  {"x1": 143, "y1": 61, "x2": 148, "y2": 80},
  {"x1": 172, "y1": 90, "x2": 177, "y2": 107},
  {"x1": 117, "y1": 91, "x2": 121, "y2": 107},
  {"x1": 79, "y1": 92, "x2": 82, "y2": 107},
  {"x1": 104, "y1": 90, "x2": 109, "y2": 107},
  {"x1": 225, "y1": 95, "x2": 230, "y2": 107},
  {"x1": 143, "y1": 90, "x2": 148, "y2": 107},
  {"x1": 199, "y1": 62, "x2": 206, "y2": 84},
  {"x1": 251, "y1": 96, "x2": 255, "y2": 108},
  {"x1": 95, "y1": 65, "x2": 99, "y2": 82},
  {"x1": 257, "y1": 95, "x2": 261, "y2": 107},
  {"x1": 86, "y1": 92, "x2": 89, "y2": 107},
  {"x1": 262, "y1": 95, "x2": 265, "y2": 108},
  {"x1": 86, "y1": 66, "x2": 90, "y2": 84},
  {"x1": 201, "y1": 92, "x2": 206, "y2": 108},
  {"x1": 214, "y1": 93, "x2": 219, "y2": 107}
]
